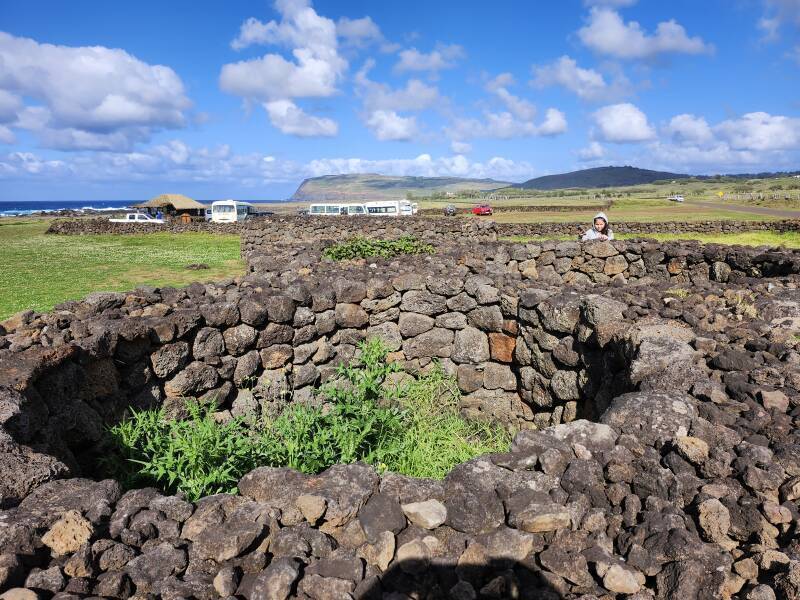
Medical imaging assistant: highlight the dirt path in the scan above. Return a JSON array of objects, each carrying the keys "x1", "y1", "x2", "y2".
[{"x1": 687, "y1": 200, "x2": 800, "y2": 219}]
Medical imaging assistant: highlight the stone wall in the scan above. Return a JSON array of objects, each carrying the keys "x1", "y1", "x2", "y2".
[
  {"x1": 45, "y1": 219, "x2": 255, "y2": 236},
  {"x1": 47, "y1": 214, "x2": 800, "y2": 240},
  {"x1": 1, "y1": 222, "x2": 800, "y2": 598},
  {"x1": 244, "y1": 236, "x2": 800, "y2": 286},
  {"x1": 497, "y1": 218, "x2": 800, "y2": 238},
  {"x1": 2, "y1": 237, "x2": 799, "y2": 504}
]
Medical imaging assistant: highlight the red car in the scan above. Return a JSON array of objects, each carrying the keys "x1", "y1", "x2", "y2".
[{"x1": 472, "y1": 204, "x2": 493, "y2": 216}]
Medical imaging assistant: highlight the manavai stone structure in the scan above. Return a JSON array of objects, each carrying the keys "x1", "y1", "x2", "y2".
[{"x1": 1, "y1": 216, "x2": 800, "y2": 599}]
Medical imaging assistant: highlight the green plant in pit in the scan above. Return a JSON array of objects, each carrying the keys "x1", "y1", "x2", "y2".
[
  {"x1": 104, "y1": 400, "x2": 257, "y2": 500},
  {"x1": 105, "y1": 338, "x2": 511, "y2": 500},
  {"x1": 259, "y1": 338, "x2": 407, "y2": 473},
  {"x1": 322, "y1": 235, "x2": 435, "y2": 260}
]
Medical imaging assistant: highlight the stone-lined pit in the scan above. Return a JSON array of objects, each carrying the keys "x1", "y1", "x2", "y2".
[{"x1": 1, "y1": 220, "x2": 799, "y2": 599}]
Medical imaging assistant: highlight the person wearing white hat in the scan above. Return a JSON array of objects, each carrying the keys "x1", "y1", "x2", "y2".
[{"x1": 582, "y1": 212, "x2": 613, "y2": 241}]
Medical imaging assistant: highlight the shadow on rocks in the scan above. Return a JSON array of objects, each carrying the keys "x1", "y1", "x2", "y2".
[{"x1": 344, "y1": 558, "x2": 563, "y2": 600}]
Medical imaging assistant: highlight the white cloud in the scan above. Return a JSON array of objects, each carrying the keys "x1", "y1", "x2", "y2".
[
  {"x1": 578, "y1": 8, "x2": 713, "y2": 59},
  {"x1": 0, "y1": 32, "x2": 190, "y2": 151},
  {"x1": 714, "y1": 112, "x2": 800, "y2": 151},
  {"x1": 221, "y1": 0, "x2": 345, "y2": 137},
  {"x1": 220, "y1": 52, "x2": 343, "y2": 101},
  {"x1": 221, "y1": 1, "x2": 345, "y2": 100},
  {"x1": 394, "y1": 44, "x2": 464, "y2": 74},
  {"x1": 759, "y1": 0, "x2": 800, "y2": 36},
  {"x1": 592, "y1": 103, "x2": 655, "y2": 142},
  {"x1": 336, "y1": 16, "x2": 383, "y2": 48},
  {"x1": 449, "y1": 108, "x2": 567, "y2": 141},
  {"x1": 532, "y1": 55, "x2": 629, "y2": 101},
  {"x1": 758, "y1": 17, "x2": 781, "y2": 41},
  {"x1": 355, "y1": 60, "x2": 442, "y2": 112},
  {"x1": 578, "y1": 141, "x2": 606, "y2": 161},
  {"x1": 353, "y1": 60, "x2": 442, "y2": 141},
  {"x1": 263, "y1": 100, "x2": 338, "y2": 137},
  {"x1": 0, "y1": 90, "x2": 23, "y2": 123},
  {"x1": 645, "y1": 142, "x2": 762, "y2": 171},
  {"x1": 447, "y1": 78, "x2": 568, "y2": 140},
  {"x1": 0, "y1": 126, "x2": 15, "y2": 144},
  {"x1": 447, "y1": 79, "x2": 567, "y2": 142},
  {"x1": 492, "y1": 88, "x2": 537, "y2": 121},
  {"x1": 538, "y1": 109, "x2": 569, "y2": 136},
  {"x1": 364, "y1": 110, "x2": 418, "y2": 141},
  {"x1": 664, "y1": 114, "x2": 714, "y2": 144},
  {"x1": 306, "y1": 153, "x2": 532, "y2": 181},
  {"x1": 623, "y1": 109, "x2": 800, "y2": 172},
  {"x1": 0, "y1": 143, "x2": 535, "y2": 185},
  {"x1": 485, "y1": 73, "x2": 516, "y2": 91},
  {"x1": 451, "y1": 140, "x2": 472, "y2": 154}
]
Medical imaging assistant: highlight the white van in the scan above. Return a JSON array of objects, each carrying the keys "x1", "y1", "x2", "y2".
[
  {"x1": 365, "y1": 200, "x2": 415, "y2": 217},
  {"x1": 308, "y1": 203, "x2": 367, "y2": 216},
  {"x1": 211, "y1": 200, "x2": 257, "y2": 223}
]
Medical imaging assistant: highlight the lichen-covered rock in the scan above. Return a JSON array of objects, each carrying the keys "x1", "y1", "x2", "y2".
[{"x1": 41, "y1": 511, "x2": 93, "y2": 556}]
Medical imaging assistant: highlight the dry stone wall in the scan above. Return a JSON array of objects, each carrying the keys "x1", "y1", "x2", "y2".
[
  {"x1": 45, "y1": 219, "x2": 249, "y2": 236},
  {"x1": 1, "y1": 220, "x2": 800, "y2": 599},
  {"x1": 498, "y1": 218, "x2": 800, "y2": 238},
  {"x1": 47, "y1": 214, "x2": 800, "y2": 240}
]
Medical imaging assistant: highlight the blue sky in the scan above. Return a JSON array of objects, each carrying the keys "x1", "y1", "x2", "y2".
[{"x1": 0, "y1": 0, "x2": 798, "y2": 201}]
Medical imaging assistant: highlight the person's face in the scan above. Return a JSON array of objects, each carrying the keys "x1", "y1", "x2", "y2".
[{"x1": 594, "y1": 218, "x2": 606, "y2": 231}]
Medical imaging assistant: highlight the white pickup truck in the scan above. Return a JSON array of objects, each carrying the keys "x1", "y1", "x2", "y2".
[{"x1": 109, "y1": 213, "x2": 165, "y2": 224}]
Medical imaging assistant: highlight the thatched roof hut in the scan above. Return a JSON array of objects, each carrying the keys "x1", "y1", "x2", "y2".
[{"x1": 134, "y1": 194, "x2": 207, "y2": 211}]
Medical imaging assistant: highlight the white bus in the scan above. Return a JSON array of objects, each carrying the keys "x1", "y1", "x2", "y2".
[
  {"x1": 364, "y1": 200, "x2": 415, "y2": 217},
  {"x1": 210, "y1": 200, "x2": 257, "y2": 223},
  {"x1": 308, "y1": 203, "x2": 367, "y2": 216}
]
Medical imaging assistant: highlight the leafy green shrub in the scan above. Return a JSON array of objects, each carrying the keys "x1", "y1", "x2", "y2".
[
  {"x1": 105, "y1": 338, "x2": 510, "y2": 500},
  {"x1": 103, "y1": 401, "x2": 258, "y2": 501},
  {"x1": 322, "y1": 236, "x2": 434, "y2": 260},
  {"x1": 257, "y1": 338, "x2": 407, "y2": 473}
]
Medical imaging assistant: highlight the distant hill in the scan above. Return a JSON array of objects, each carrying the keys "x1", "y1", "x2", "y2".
[
  {"x1": 515, "y1": 166, "x2": 690, "y2": 190},
  {"x1": 290, "y1": 174, "x2": 510, "y2": 202}
]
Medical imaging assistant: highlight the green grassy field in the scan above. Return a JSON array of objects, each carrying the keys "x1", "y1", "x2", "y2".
[
  {"x1": 0, "y1": 220, "x2": 243, "y2": 320},
  {"x1": 501, "y1": 230, "x2": 800, "y2": 248}
]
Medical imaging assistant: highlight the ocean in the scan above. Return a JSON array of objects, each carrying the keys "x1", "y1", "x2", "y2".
[{"x1": 0, "y1": 200, "x2": 135, "y2": 217}]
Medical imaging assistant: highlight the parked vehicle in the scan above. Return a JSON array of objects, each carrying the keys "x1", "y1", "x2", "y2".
[
  {"x1": 210, "y1": 200, "x2": 257, "y2": 223},
  {"x1": 668, "y1": 195, "x2": 685, "y2": 203},
  {"x1": 109, "y1": 212, "x2": 164, "y2": 224},
  {"x1": 343, "y1": 204, "x2": 367, "y2": 215},
  {"x1": 472, "y1": 204, "x2": 493, "y2": 216},
  {"x1": 204, "y1": 208, "x2": 213, "y2": 221},
  {"x1": 308, "y1": 203, "x2": 366, "y2": 216},
  {"x1": 443, "y1": 204, "x2": 457, "y2": 216}
]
